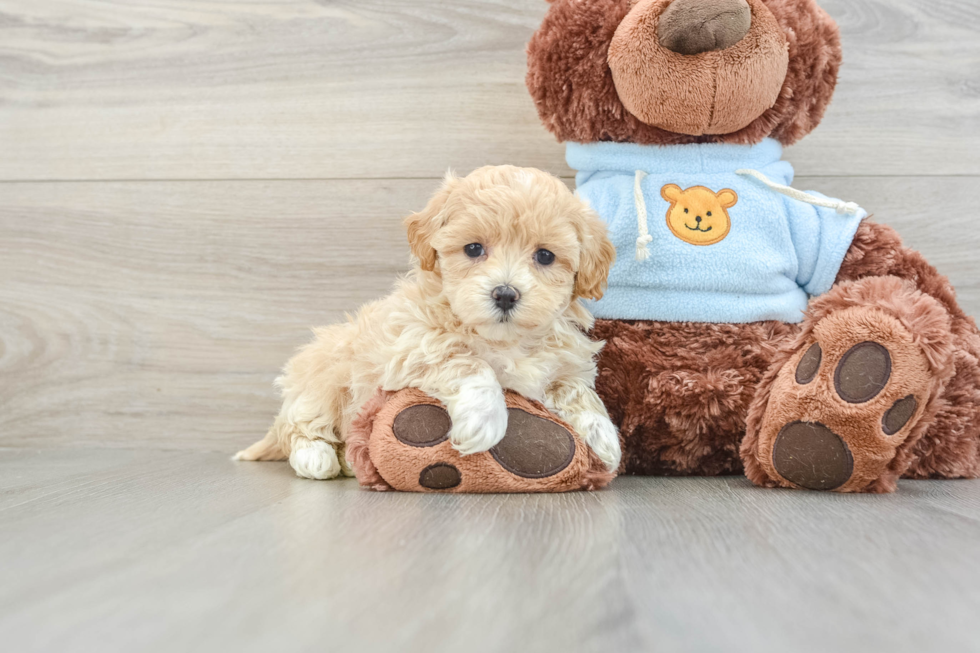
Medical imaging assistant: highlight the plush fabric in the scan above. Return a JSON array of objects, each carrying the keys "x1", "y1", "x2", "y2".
[
  {"x1": 348, "y1": 388, "x2": 615, "y2": 493},
  {"x1": 526, "y1": 0, "x2": 980, "y2": 492},
  {"x1": 657, "y1": 0, "x2": 752, "y2": 55},
  {"x1": 593, "y1": 318, "x2": 799, "y2": 475},
  {"x1": 609, "y1": 0, "x2": 788, "y2": 135},
  {"x1": 833, "y1": 222, "x2": 980, "y2": 483},
  {"x1": 593, "y1": 222, "x2": 980, "y2": 489},
  {"x1": 527, "y1": 0, "x2": 841, "y2": 146},
  {"x1": 742, "y1": 277, "x2": 956, "y2": 493},
  {"x1": 569, "y1": 139, "x2": 865, "y2": 322}
]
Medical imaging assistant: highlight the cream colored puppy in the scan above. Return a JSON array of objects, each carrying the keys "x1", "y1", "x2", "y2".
[{"x1": 236, "y1": 166, "x2": 620, "y2": 479}]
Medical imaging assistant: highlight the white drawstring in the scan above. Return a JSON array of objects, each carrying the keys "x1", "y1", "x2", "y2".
[
  {"x1": 633, "y1": 170, "x2": 653, "y2": 261},
  {"x1": 736, "y1": 169, "x2": 861, "y2": 215}
]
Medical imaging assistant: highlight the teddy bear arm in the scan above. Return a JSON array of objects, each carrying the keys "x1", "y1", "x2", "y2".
[
  {"x1": 836, "y1": 220, "x2": 979, "y2": 343},
  {"x1": 836, "y1": 221, "x2": 962, "y2": 318}
]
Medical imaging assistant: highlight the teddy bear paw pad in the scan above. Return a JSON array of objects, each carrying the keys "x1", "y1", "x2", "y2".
[
  {"x1": 754, "y1": 307, "x2": 935, "y2": 492},
  {"x1": 393, "y1": 404, "x2": 452, "y2": 447},
  {"x1": 771, "y1": 421, "x2": 854, "y2": 491},
  {"x1": 418, "y1": 462, "x2": 462, "y2": 490},
  {"x1": 490, "y1": 408, "x2": 576, "y2": 478}
]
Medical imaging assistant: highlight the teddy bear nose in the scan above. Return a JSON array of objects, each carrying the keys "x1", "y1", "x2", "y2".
[
  {"x1": 492, "y1": 285, "x2": 521, "y2": 313},
  {"x1": 696, "y1": 216, "x2": 702, "y2": 223},
  {"x1": 658, "y1": 0, "x2": 752, "y2": 56}
]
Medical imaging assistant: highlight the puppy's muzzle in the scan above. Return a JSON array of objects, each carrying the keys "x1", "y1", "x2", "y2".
[{"x1": 492, "y1": 285, "x2": 521, "y2": 313}]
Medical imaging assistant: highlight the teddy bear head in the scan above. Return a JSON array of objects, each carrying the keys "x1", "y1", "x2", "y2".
[{"x1": 526, "y1": 0, "x2": 842, "y2": 146}]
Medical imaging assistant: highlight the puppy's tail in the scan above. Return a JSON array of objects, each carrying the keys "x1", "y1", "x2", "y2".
[{"x1": 233, "y1": 425, "x2": 287, "y2": 462}]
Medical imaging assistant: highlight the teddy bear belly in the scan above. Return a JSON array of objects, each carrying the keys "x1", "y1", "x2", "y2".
[{"x1": 592, "y1": 318, "x2": 800, "y2": 476}]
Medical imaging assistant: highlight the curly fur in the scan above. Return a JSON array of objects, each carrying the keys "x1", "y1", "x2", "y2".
[
  {"x1": 593, "y1": 319, "x2": 798, "y2": 475},
  {"x1": 529, "y1": 0, "x2": 980, "y2": 491},
  {"x1": 593, "y1": 222, "x2": 980, "y2": 490},
  {"x1": 835, "y1": 222, "x2": 980, "y2": 483},
  {"x1": 355, "y1": 388, "x2": 616, "y2": 492},
  {"x1": 739, "y1": 222, "x2": 980, "y2": 491},
  {"x1": 346, "y1": 389, "x2": 395, "y2": 491},
  {"x1": 236, "y1": 166, "x2": 622, "y2": 479},
  {"x1": 581, "y1": 448, "x2": 618, "y2": 490},
  {"x1": 742, "y1": 275, "x2": 956, "y2": 493},
  {"x1": 526, "y1": 0, "x2": 841, "y2": 146}
]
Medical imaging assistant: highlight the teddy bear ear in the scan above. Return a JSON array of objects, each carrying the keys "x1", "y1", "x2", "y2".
[
  {"x1": 764, "y1": 0, "x2": 843, "y2": 145},
  {"x1": 717, "y1": 189, "x2": 738, "y2": 208},
  {"x1": 526, "y1": 0, "x2": 635, "y2": 144},
  {"x1": 661, "y1": 184, "x2": 682, "y2": 202}
]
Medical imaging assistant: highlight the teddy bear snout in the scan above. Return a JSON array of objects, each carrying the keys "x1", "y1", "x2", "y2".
[{"x1": 658, "y1": 0, "x2": 753, "y2": 55}]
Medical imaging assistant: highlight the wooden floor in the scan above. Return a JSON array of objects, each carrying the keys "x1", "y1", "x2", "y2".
[
  {"x1": 1, "y1": 1, "x2": 979, "y2": 651},
  {"x1": 3, "y1": 449, "x2": 980, "y2": 653}
]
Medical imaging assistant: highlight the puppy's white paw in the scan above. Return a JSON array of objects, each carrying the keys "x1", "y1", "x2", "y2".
[
  {"x1": 577, "y1": 411, "x2": 621, "y2": 472},
  {"x1": 446, "y1": 381, "x2": 509, "y2": 456},
  {"x1": 289, "y1": 439, "x2": 342, "y2": 480}
]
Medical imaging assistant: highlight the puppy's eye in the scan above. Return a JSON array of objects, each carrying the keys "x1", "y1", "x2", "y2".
[
  {"x1": 534, "y1": 249, "x2": 556, "y2": 266},
  {"x1": 684, "y1": 208, "x2": 689, "y2": 213},
  {"x1": 464, "y1": 243, "x2": 485, "y2": 258},
  {"x1": 707, "y1": 211, "x2": 712, "y2": 217}
]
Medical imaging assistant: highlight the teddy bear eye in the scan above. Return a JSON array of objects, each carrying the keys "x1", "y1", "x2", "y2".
[
  {"x1": 464, "y1": 243, "x2": 485, "y2": 258},
  {"x1": 535, "y1": 249, "x2": 556, "y2": 266},
  {"x1": 684, "y1": 208, "x2": 689, "y2": 213},
  {"x1": 707, "y1": 211, "x2": 712, "y2": 217}
]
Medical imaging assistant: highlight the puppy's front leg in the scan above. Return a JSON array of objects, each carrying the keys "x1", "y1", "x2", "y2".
[
  {"x1": 424, "y1": 366, "x2": 508, "y2": 456},
  {"x1": 545, "y1": 380, "x2": 621, "y2": 472}
]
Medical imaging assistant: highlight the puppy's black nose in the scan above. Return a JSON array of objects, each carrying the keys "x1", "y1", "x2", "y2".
[
  {"x1": 696, "y1": 216, "x2": 702, "y2": 223},
  {"x1": 492, "y1": 285, "x2": 520, "y2": 313}
]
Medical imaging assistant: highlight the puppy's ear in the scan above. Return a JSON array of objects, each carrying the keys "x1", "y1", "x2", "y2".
[
  {"x1": 404, "y1": 171, "x2": 459, "y2": 272},
  {"x1": 573, "y1": 205, "x2": 616, "y2": 301}
]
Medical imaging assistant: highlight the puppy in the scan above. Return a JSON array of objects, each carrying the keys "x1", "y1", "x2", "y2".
[{"x1": 235, "y1": 165, "x2": 620, "y2": 479}]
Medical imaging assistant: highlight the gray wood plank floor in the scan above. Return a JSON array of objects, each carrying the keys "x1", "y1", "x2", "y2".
[
  {"x1": 1, "y1": 0, "x2": 979, "y2": 651},
  {"x1": 3, "y1": 449, "x2": 980, "y2": 653}
]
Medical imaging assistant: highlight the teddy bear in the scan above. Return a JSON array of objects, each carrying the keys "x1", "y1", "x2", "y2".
[{"x1": 526, "y1": 0, "x2": 980, "y2": 492}]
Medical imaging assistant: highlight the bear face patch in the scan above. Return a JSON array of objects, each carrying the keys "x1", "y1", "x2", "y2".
[{"x1": 661, "y1": 184, "x2": 738, "y2": 246}]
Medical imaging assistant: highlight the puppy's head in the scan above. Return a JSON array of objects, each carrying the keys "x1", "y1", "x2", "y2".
[{"x1": 405, "y1": 166, "x2": 615, "y2": 338}]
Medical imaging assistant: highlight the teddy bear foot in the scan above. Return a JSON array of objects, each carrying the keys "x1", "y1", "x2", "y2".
[
  {"x1": 346, "y1": 389, "x2": 614, "y2": 493},
  {"x1": 744, "y1": 280, "x2": 956, "y2": 492}
]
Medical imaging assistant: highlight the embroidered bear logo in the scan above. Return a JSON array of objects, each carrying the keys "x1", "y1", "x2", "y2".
[{"x1": 661, "y1": 184, "x2": 738, "y2": 246}]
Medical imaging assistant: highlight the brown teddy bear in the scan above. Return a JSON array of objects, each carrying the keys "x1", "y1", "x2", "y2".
[{"x1": 526, "y1": 0, "x2": 980, "y2": 492}]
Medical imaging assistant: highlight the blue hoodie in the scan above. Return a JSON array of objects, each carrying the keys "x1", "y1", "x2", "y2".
[{"x1": 568, "y1": 139, "x2": 866, "y2": 324}]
